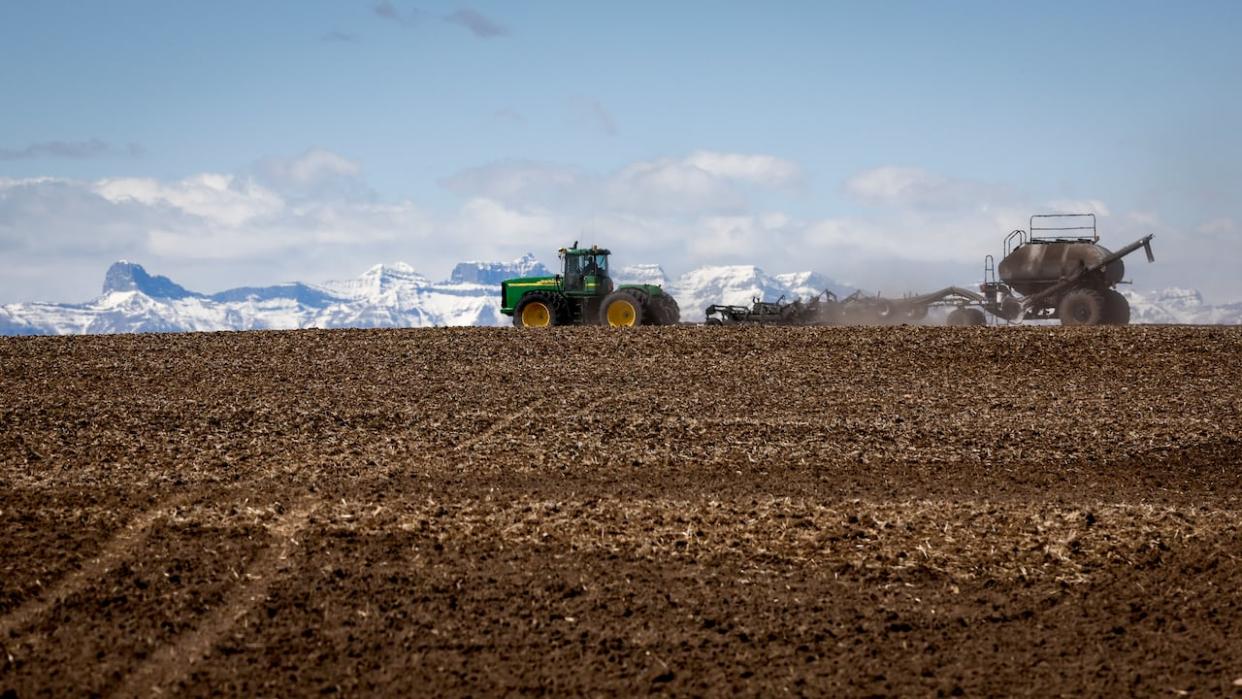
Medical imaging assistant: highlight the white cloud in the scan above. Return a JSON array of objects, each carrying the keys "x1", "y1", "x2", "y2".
[
  {"x1": 605, "y1": 158, "x2": 743, "y2": 214},
  {"x1": 683, "y1": 151, "x2": 802, "y2": 187},
  {"x1": 1045, "y1": 199, "x2": 1111, "y2": 217},
  {"x1": 258, "y1": 149, "x2": 362, "y2": 189},
  {"x1": 844, "y1": 166, "x2": 1004, "y2": 210},
  {"x1": 441, "y1": 151, "x2": 802, "y2": 216},
  {"x1": 439, "y1": 161, "x2": 588, "y2": 206},
  {"x1": 95, "y1": 174, "x2": 285, "y2": 227},
  {"x1": 1198, "y1": 217, "x2": 1235, "y2": 236},
  {"x1": 252, "y1": 149, "x2": 369, "y2": 200},
  {"x1": 454, "y1": 198, "x2": 559, "y2": 245}
]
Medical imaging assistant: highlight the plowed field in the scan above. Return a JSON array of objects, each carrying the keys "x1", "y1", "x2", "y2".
[{"x1": 2, "y1": 326, "x2": 1241, "y2": 696}]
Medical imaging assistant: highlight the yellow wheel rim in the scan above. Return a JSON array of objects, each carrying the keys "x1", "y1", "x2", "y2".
[
  {"x1": 606, "y1": 299, "x2": 638, "y2": 327},
  {"x1": 521, "y1": 302, "x2": 552, "y2": 327}
]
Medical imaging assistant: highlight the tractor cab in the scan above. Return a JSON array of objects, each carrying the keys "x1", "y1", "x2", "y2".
[{"x1": 559, "y1": 242, "x2": 614, "y2": 297}]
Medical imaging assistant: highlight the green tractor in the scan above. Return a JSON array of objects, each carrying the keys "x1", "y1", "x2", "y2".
[{"x1": 501, "y1": 243, "x2": 680, "y2": 327}]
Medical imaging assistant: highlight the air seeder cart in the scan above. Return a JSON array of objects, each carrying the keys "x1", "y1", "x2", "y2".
[{"x1": 701, "y1": 214, "x2": 1155, "y2": 327}]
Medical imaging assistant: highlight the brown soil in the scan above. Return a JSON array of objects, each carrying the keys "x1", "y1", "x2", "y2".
[{"x1": 2, "y1": 325, "x2": 1241, "y2": 696}]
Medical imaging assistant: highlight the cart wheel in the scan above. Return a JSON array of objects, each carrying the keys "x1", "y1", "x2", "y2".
[
  {"x1": 1058, "y1": 288, "x2": 1107, "y2": 326},
  {"x1": 1102, "y1": 289, "x2": 1131, "y2": 325},
  {"x1": 999, "y1": 296, "x2": 1025, "y2": 322},
  {"x1": 946, "y1": 308, "x2": 986, "y2": 326}
]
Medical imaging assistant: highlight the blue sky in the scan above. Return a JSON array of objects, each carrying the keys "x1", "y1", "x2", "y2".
[{"x1": 2, "y1": 1, "x2": 1240, "y2": 302}]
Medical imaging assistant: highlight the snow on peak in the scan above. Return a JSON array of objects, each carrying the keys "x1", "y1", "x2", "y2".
[
  {"x1": 449, "y1": 253, "x2": 550, "y2": 285},
  {"x1": 360, "y1": 262, "x2": 419, "y2": 278},
  {"x1": 1121, "y1": 287, "x2": 1239, "y2": 324},
  {"x1": 321, "y1": 262, "x2": 430, "y2": 302},
  {"x1": 616, "y1": 264, "x2": 670, "y2": 287},
  {"x1": 773, "y1": 271, "x2": 854, "y2": 301},
  {"x1": 1149, "y1": 287, "x2": 1204, "y2": 307},
  {"x1": 668, "y1": 265, "x2": 790, "y2": 319},
  {"x1": 675, "y1": 265, "x2": 781, "y2": 293}
]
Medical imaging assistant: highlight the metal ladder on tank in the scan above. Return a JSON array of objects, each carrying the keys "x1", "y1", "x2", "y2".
[
  {"x1": 983, "y1": 254, "x2": 997, "y2": 288},
  {"x1": 1003, "y1": 228, "x2": 1027, "y2": 258}
]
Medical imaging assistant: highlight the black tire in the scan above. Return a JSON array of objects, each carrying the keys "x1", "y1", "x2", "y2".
[
  {"x1": 600, "y1": 289, "x2": 646, "y2": 327},
  {"x1": 946, "y1": 307, "x2": 987, "y2": 326},
  {"x1": 705, "y1": 318, "x2": 723, "y2": 326},
  {"x1": 999, "y1": 296, "x2": 1025, "y2": 322},
  {"x1": 1103, "y1": 289, "x2": 1131, "y2": 325},
  {"x1": 1058, "y1": 288, "x2": 1108, "y2": 326},
  {"x1": 650, "y1": 293, "x2": 681, "y2": 325},
  {"x1": 513, "y1": 292, "x2": 566, "y2": 328},
  {"x1": 903, "y1": 304, "x2": 928, "y2": 321}
]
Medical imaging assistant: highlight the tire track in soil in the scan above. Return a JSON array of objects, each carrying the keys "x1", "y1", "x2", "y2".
[
  {"x1": 111, "y1": 498, "x2": 317, "y2": 698},
  {"x1": 351, "y1": 397, "x2": 559, "y2": 494},
  {"x1": 117, "y1": 405, "x2": 558, "y2": 693},
  {"x1": 450, "y1": 399, "x2": 554, "y2": 454},
  {"x1": 0, "y1": 494, "x2": 190, "y2": 642}
]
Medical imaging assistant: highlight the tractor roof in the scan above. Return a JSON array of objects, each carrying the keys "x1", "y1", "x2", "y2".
[{"x1": 559, "y1": 244, "x2": 611, "y2": 256}]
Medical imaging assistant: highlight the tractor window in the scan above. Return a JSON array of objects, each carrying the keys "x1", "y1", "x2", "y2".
[
  {"x1": 563, "y1": 253, "x2": 608, "y2": 292},
  {"x1": 563, "y1": 255, "x2": 585, "y2": 291}
]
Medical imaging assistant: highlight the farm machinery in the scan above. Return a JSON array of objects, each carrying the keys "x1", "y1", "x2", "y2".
[
  {"x1": 705, "y1": 288, "x2": 986, "y2": 326},
  {"x1": 502, "y1": 242, "x2": 680, "y2": 327},
  {"x1": 706, "y1": 291, "x2": 842, "y2": 326},
  {"x1": 703, "y1": 213, "x2": 1156, "y2": 327},
  {"x1": 976, "y1": 214, "x2": 1154, "y2": 325}
]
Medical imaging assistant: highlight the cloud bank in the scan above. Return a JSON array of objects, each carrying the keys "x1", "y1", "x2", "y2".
[{"x1": 0, "y1": 149, "x2": 1233, "y2": 305}]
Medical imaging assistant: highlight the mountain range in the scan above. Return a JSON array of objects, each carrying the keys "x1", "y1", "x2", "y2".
[{"x1": 0, "y1": 257, "x2": 1238, "y2": 334}]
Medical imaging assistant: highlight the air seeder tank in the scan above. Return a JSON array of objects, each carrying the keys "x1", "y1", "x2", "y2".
[{"x1": 998, "y1": 239, "x2": 1124, "y2": 297}]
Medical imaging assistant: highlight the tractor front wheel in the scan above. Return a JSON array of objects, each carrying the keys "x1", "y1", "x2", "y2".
[
  {"x1": 600, "y1": 290, "x2": 645, "y2": 327},
  {"x1": 514, "y1": 293, "x2": 564, "y2": 328}
]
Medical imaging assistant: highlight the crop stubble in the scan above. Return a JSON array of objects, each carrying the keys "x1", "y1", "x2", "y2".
[{"x1": 1, "y1": 326, "x2": 1241, "y2": 696}]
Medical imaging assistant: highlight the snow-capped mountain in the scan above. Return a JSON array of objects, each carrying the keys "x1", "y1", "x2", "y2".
[
  {"x1": 0, "y1": 259, "x2": 521, "y2": 335},
  {"x1": 1, "y1": 259, "x2": 1236, "y2": 335},
  {"x1": 667, "y1": 266, "x2": 855, "y2": 321},
  {"x1": 1121, "y1": 287, "x2": 1242, "y2": 325},
  {"x1": 615, "y1": 264, "x2": 672, "y2": 288},
  {"x1": 0, "y1": 259, "x2": 857, "y2": 334},
  {"x1": 450, "y1": 253, "x2": 549, "y2": 285},
  {"x1": 774, "y1": 272, "x2": 856, "y2": 304}
]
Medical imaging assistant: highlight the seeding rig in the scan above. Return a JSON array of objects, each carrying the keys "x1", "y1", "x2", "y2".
[{"x1": 705, "y1": 214, "x2": 1155, "y2": 327}]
